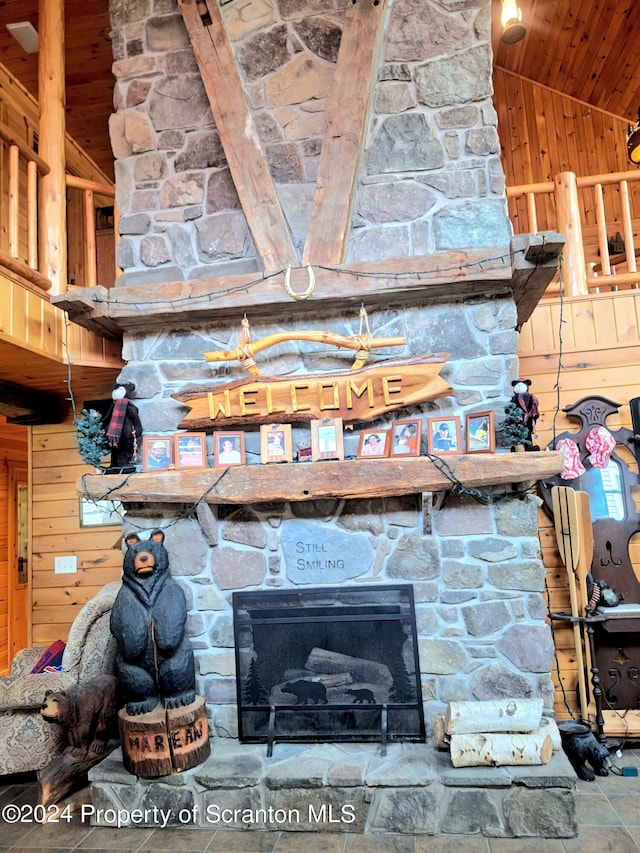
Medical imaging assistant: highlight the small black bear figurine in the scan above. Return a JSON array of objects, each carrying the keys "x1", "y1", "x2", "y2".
[
  {"x1": 510, "y1": 378, "x2": 540, "y2": 451},
  {"x1": 102, "y1": 382, "x2": 143, "y2": 474},
  {"x1": 559, "y1": 721, "x2": 609, "y2": 781}
]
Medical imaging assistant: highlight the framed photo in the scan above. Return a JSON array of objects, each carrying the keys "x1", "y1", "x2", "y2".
[
  {"x1": 466, "y1": 410, "x2": 495, "y2": 454},
  {"x1": 357, "y1": 429, "x2": 390, "y2": 459},
  {"x1": 142, "y1": 435, "x2": 174, "y2": 471},
  {"x1": 174, "y1": 432, "x2": 207, "y2": 470},
  {"x1": 427, "y1": 416, "x2": 461, "y2": 455},
  {"x1": 213, "y1": 431, "x2": 246, "y2": 467},
  {"x1": 390, "y1": 419, "x2": 422, "y2": 457},
  {"x1": 310, "y1": 418, "x2": 344, "y2": 462},
  {"x1": 260, "y1": 424, "x2": 293, "y2": 463}
]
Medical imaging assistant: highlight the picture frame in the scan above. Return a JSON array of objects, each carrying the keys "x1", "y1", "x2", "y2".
[
  {"x1": 466, "y1": 410, "x2": 495, "y2": 454},
  {"x1": 174, "y1": 432, "x2": 207, "y2": 470},
  {"x1": 390, "y1": 419, "x2": 422, "y2": 457},
  {"x1": 427, "y1": 416, "x2": 461, "y2": 455},
  {"x1": 260, "y1": 424, "x2": 293, "y2": 464},
  {"x1": 213, "y1": 431, "x2": 246, "y2": 467},
  {"x1": 357, "y1": 429, "x2": 390, "y2": 459},
  {"x1": 142, "y1": 435, "x2": 174, "y2": 472},
  {"x1": 310, "y1": 418, "x2": 345, "y2": 462}
]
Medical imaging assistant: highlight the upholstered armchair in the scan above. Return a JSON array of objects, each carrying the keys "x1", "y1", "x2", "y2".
[{"x1": 0, "y1": 581, "x2": 120, "y2": 777}]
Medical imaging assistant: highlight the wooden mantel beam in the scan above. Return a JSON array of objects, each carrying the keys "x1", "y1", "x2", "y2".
[
  {"x1": 77, "y1": 451, "x2": 563, "y2": 506},
  {"x1": 53, "y1": 233, "x2": 563, "y2": 337}
]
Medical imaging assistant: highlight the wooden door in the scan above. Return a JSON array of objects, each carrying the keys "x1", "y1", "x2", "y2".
[{"x1": 8, "y1": 462, "x2": 29, "y2": 660}]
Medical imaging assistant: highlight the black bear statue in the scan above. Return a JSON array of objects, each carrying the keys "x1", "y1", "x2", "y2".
[
  {"x1": 110, "y1": 529, "x2": 196, "y2": 716},
  {"x1": 558, "y1": 721, "x2": 610, "y2": 782}
]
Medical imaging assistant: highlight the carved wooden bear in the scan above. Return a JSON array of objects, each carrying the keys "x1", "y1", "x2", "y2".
[
  {"x1": 110, "y1": 530, "x2": 196, "y2": 716},
  {"x1": 40, "y1": 674, "x2": 118, "y2": 758},
  {"x1": 282, "y1": 680, "x2": 328, "y2": 705},
  {"x1": 559, "y1": 721, "x2": 610, "y2": 781}
]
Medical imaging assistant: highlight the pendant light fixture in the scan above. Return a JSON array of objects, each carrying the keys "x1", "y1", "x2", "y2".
[{"x1": 500, "y1": 0, "x2": 526, "y2": 45}]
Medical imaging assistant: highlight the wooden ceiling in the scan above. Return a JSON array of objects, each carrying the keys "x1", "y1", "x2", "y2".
[
  {"x1": 491, "y1": 0, "x2": 640, "y2": 122},
  {"x1": 0, "y1": 1, "x2": 636, "y2": 186}
]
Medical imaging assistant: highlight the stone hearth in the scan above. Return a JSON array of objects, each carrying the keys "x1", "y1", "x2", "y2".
[{"x1": 89, "y1": 740, "x2": 578, "y2": 837}]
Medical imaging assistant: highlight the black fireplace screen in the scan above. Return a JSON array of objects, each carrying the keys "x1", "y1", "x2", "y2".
[{"x1": 232, "y1": 584, "x2": 425, "y2": 745}]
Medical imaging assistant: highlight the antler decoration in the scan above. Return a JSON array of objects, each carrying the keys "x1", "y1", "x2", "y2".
[{"x1": 204, "y1": 308, "x2": 406, "y2": 376}]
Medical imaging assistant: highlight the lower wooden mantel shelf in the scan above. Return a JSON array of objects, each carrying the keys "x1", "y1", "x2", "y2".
[{"x1": 77, "y1": 451, "x2": 563, "y2": 505}]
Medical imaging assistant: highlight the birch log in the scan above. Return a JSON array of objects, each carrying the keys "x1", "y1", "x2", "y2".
[
  {"x1": 445, "y1": 698, "x2": 543, "y2": 735},
  {"x1": 432, "y1": 714, "x2": 448, "y2": 750},
  {"x1": 449, "y1": 732, "x2": 553, "y2": 767}
]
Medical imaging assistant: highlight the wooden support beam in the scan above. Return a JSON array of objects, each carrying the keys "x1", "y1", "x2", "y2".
[
  {"x1": 302, "y1": 0, "x2": 387, "y2": 265},
  {"x1": 39, "y1": 0, "x2": 67, "y2": 296},
  {"x1": 77, "y1": 451, "x2": 563, "y2": 506},
  {"x1": 178, "y1": 0, "x2": 298, "y2": 272}
]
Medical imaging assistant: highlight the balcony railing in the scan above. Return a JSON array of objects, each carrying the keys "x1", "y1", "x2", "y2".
[
  {"x1": 507, "y1": 170, "x2": 640, "y2": 297},
  {"x1": 0, "y1": 121, "x2": 115, "y2": 296}
]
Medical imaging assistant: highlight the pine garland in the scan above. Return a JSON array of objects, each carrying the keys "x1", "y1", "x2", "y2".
[
  {"x1": 501, "y1": 401, "x2": 531, "y2": 449},
  {"x1": 76, "y1": 408, "x2": 110, "y2": 469}
]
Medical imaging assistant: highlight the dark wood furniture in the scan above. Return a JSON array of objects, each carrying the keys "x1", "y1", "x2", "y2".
[{"x1": 539, "y1": 396, "x2": 640, "y2": 735}]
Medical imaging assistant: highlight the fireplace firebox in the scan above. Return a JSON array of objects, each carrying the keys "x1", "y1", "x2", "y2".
[{"x1": 232, "y1": 585, "x2": 425, "y2": 752}]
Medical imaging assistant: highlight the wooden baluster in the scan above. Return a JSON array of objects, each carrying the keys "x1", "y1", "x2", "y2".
[
  {"x1": 8, "y1": 144, "x2": 18, "y2": 259},
  {"x1": 526, "y1": 191, "x2": 538, "y2": 233},
  {"x1": 594, "y1": 183, "x2": 610, "y2": 276},
  {"x1": 620, "y1": 180, "x2": 637, "y2": 275},
  {"x1": 84, "y1": 188, "x2": 97, "y2": 287},
  {"x1": 27, "y1": 160, "x2": 38, "y2": 270}
]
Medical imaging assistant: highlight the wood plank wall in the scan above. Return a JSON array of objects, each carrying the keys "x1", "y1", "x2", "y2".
[
  {"x1": 494, "y1": 67, "x2": 630, "y2": 189},
  {"x1": 494, "y1": 68, "x2": 638, "y2": 243},
  {"x1": 31, "y1": 418, "x2": 122, "y2": 648},
  {"x1": 519, "y1": 290, "x2": 640, "y2": 720},
  {"x1": 0, "y1": 418, "x2": 28, "y2": 674}
]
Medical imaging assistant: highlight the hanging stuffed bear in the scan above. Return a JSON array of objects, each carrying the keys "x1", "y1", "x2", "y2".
[
  {"x1": 102, "y1": 382, "x2": 143, "y2": 474},
  {"x1": 510, "y1": 378, "x2": 540, "y2": 451}
]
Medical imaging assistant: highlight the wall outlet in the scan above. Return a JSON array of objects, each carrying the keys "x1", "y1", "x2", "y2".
[{"x1": 54, "y1": 555, "x2": 77, "y2": 574}]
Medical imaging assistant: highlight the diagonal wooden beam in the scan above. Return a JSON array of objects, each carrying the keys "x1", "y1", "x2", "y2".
[
  {"x1": 302, "y1": 0, "x2": 388, "y2": 266},
  {"x1": 178, "y1": 0, "x2": 298, "y2": 273}
]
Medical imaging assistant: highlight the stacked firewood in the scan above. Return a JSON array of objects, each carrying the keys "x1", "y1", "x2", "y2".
[{"x1": 433, "y1": 699, "x2": 560, "y2": 767}]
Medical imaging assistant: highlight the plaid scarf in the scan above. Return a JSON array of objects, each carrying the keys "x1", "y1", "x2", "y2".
[{"x1": 106, "y1": 399, "x2": 128, "y2": 446}]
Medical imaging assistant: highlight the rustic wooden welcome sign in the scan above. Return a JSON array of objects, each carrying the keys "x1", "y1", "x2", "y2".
[{"x1": 175, "y1": 354, "x2": 452, "y2": 429}]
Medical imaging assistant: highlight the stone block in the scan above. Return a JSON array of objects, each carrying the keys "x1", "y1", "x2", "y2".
[
  {"x1": 470, "y1": 662, "x2": 534, "y2": 701},
  {"x1": 440, "y1": 789, "x2": 503, "y2": 835},
  {"x1": 369, "y1": 787, "x2": 441, "y2": 834},
  {"x1": 268, "y1": 787, "x2": 369, "y2": 832},
  {"x1": 503, "y1": 788, "x2": 577, "y2": 838}
]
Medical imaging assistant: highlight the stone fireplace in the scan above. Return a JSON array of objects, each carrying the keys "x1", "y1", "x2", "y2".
[{"x1": 75, "y1": 0, "x2": 576, "y2": 837}]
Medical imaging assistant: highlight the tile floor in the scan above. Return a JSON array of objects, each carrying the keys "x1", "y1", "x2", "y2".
[{"x1": 1, "y1": 749, "x2": 640, "y2": 852}]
